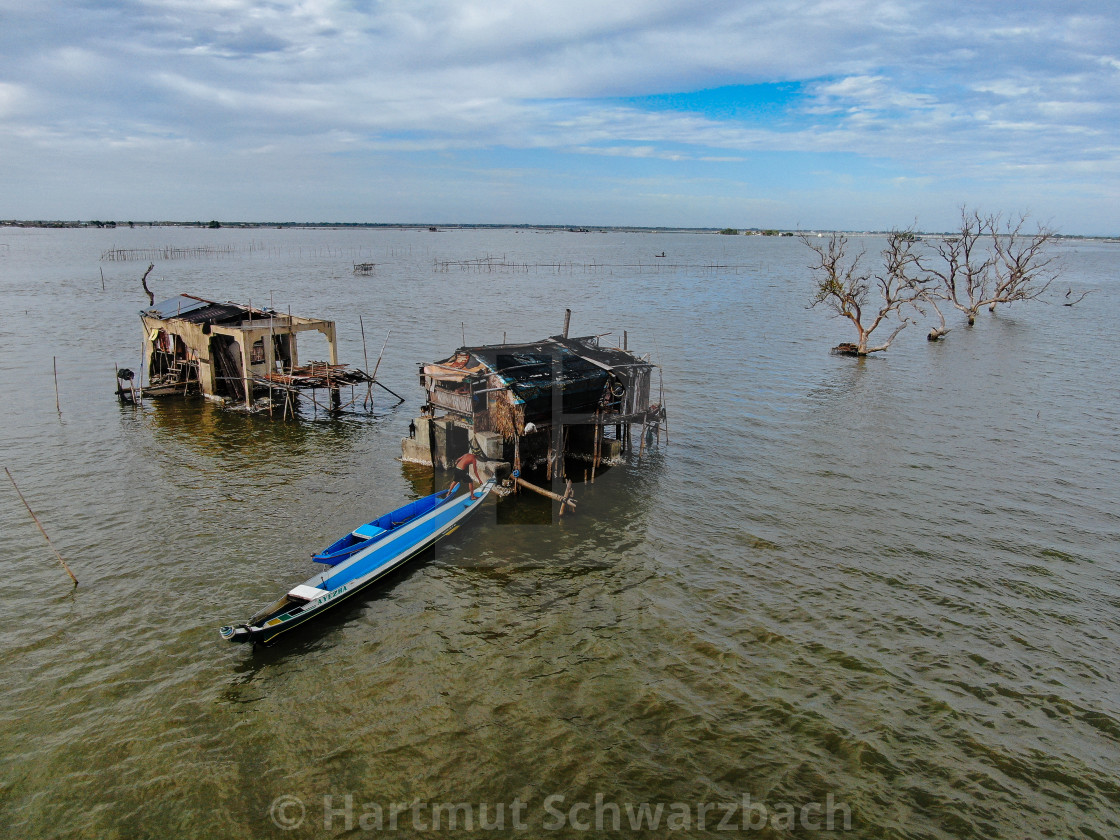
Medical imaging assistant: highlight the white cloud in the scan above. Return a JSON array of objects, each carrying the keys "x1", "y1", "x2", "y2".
[
  {"x1": 0, "y1": 0, "x2": 1118, "y2": 230},
  {"x1": 0, "y1": 81, "x2": 26, "y2": 117}
]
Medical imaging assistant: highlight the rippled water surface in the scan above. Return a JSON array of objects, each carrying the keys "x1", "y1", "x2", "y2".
[{"x1": 1, "y1": 227, "x2": 1118, "y2": 839}]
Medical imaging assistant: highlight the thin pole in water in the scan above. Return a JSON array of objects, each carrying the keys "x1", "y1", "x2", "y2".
[
  {"x1": 360, "y1": 316, "x2": 371, "y2": 407},
  {"x1": 5, "y1": 467, "x2": 78, "y2": 586},
  {"x1": 53, "y1": 356, "x2": 61, "y2": 417},
  {"x1": 372, "y1": 330, "x2": 391, "y2": 382}
]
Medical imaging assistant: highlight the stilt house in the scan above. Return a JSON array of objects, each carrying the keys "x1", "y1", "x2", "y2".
[
  {"x1": 403, "y1": 335, "x2": 665, "y2": 479},
  {"x1": 139, "y1": 294, "x2": 350, "y2": 409}
]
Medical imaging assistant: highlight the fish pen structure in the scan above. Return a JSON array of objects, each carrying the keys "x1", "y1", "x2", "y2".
[
  {"x1": 133, "y1": 293, "x2": 382, "y2": 414},
  {"x1": 402, "y1": 334, "x2": 666, "y2": 485}
]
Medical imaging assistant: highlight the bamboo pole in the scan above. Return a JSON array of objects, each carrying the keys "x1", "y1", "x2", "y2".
[
  {"x1": 359, "y1": 316, "x2": 371, "y2": 407},
  {"x1": 371, "y1": 330, "x2": 391, "y2": 382},
  {"x1": 53, "y1": 357, "x2": 61, "y2": 417},
  {"x1": 591, "y1": 411, "x2": 600, "y2": 483},
  {"x1": 373, "y1": 379, "x2": 406, "y2": 403},
  {"x1": 5, "y1": 467, "x2": 78, "y2": 586},
  {"x1": 268, "y1": 313, "x2": 275, "y2": 418},
  {"x1": 546, "y1": 433, "x2": 553, "y2": 481},
  {"x1": 558, "y1": 479, "x2": 574, "y2": 518},
  {"x1": 514, "y1": 476, "x2": 576, "y2": 513}
]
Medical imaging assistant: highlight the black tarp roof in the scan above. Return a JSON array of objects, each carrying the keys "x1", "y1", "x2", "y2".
[
  {"x1": 464, "y1": 336, "x2": 649, "y2": 379},
  {"x1": 450, "y1": 336, "x2": 652, "y2": 417}
]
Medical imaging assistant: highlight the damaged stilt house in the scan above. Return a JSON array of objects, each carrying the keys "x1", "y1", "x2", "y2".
[
  {"x1": 133, "y1": 294, "x2": 381, "y2": 414},
  {"x1": 402, "y1": 334, "x2": 666, "y2": 484}
]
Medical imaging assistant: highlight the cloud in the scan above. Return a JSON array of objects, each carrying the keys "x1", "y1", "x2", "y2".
[
  {"x1": 0, "y1": 81, "x2": 27, "y2": 117},
  {"x1": 0, "y1": 0, "x2": 1118, "y2": 230}
]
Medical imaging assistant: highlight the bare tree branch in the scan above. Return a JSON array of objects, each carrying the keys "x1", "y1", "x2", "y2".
[
  {"x1": 916, "y1": 208, "x2": 1061, "y2": 327},
  {"x1": 140, "y1": 263, "x2": 155, "y2": 306},
  {"x1": 1062, "y1": 288, "x2": 1096, "y2": 306},
  {"x1": 803, "y1": 229, "x2": 925, "y2": 354},
  {"x1": 985, "y1": 213, "x2": 1060, "y2": 312}
]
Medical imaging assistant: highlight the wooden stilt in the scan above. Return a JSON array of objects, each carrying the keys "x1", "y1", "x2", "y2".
[
  {"x1": 558, "y1": 479, "x2": 574, "y2": 518},
  {"x1": 514, "y1": 476, "x2": 576, "y2": 513},
  {"x1": 359, "y1": 316, "x2": 371, "y2": 407},
  {"x1": 591, "y1": 424, "x2": 599, "y2": 483},
  {"x1": 546, "y1": 431, "x2": 553, "y2": 481},
  {"x1": 370, "y1": 329, "x2": 391, "y2": 406}
]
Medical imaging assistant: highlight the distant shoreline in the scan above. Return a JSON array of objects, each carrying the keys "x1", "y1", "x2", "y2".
[{"x1": 1, "y1": 219, "x2": 1116, "y2": 241}]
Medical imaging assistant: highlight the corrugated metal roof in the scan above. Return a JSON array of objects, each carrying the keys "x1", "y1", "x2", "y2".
[
  {"x1": 145, "y1": 295, "x2": 211, "y2": 319},
  {"x1": 143, "y1": 295, "x2": 248, "y2": 325},
  {"x1": 173, "y1": 303, "x2": 247, "y2": 325}
]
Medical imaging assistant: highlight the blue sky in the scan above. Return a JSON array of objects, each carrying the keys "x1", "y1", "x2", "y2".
[{"x1": 1, "y1": 1, "x2": 1118, "y2": 233}]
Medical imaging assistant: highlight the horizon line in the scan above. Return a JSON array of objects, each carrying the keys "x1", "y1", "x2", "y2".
[{"x1": 2, "y1": 220, "x2": 1116, "y2": 240}]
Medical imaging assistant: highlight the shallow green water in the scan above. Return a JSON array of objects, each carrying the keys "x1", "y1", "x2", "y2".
[{"x1": 1, "y1": 227, "x2": 1118, "y2": 838}]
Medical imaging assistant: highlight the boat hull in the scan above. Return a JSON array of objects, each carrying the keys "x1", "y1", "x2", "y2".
[
  {"x1": 310, "y1": 486, "x2": 456, "y2": 565},
  {"x1": 220, "y1": 481, "x2": 493, "y2": 645}
]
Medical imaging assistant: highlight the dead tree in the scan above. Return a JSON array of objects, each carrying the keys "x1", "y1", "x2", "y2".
[
  {"x1": 803, "y1": 230, "x2": 923, "y2": 355},
  {"x1": 918, "y1": 208, "x2": 994, "y2": 329},
  {"x1": 140, "y1": 263, "x2": 155, "y2": 306},
  {"x1": 918, "y1": 209, "x2": 1058, "y2": 329},
  {"x1": 987, "y1": 213, "x2": 1060, "y2": 312}
]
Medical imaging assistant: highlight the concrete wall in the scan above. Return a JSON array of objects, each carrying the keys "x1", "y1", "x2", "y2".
[{"x1": 400, "y1": 418, "x2": 510, "y2": 478}]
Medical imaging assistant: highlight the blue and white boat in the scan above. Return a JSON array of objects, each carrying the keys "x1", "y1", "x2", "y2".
[
  {"x1": 219, "y1": 479, "x2": 494, "y2": 644},
  {"x1": 310, "y1": 488, "x2": 459, "y2": 565}
]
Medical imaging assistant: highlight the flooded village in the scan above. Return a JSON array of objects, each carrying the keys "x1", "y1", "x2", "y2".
[
  {"x1": 2, "y1": 225, "x2": 1117, "y2": 840},
  {"x1": 5, "y1": 0, "x2": 1119, "y2": 834},
  {"x1": 120, "y1": 274, "x2": 668, "y2": 524}
]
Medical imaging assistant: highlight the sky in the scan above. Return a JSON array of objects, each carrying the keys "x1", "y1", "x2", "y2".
[{"x1": 1, "y1": 1, "x2": 1118, "y2": 234}]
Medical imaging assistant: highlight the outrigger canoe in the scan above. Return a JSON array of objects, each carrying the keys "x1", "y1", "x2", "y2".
[{"x1": 219, "y1": 479, "x2": 495, "y2": 644}]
